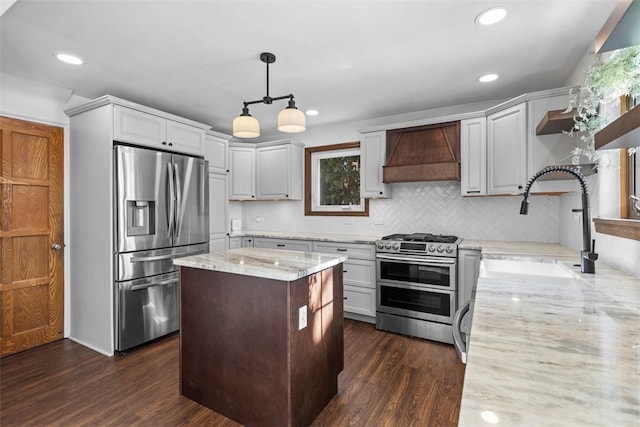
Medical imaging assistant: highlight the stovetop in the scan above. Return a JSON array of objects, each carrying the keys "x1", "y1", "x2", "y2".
[
  {"x1": 376, "y1": 233, "x2": 460, "y2": 257},
  {"x1": 381, "y1": 233, "x2": 459, "y2": 244}
]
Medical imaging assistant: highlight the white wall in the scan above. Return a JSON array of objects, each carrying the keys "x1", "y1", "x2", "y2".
[{"x1": 0, "y1": 71, "x2": 90, "y2": 337}]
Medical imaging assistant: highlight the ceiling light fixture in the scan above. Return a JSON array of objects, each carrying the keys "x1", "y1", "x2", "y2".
[
  {"x1": 475, "y1": 7, "x2": 507, "y2": 26},
  {"x1": 56, "y1": 53, "x2": 83, "y2": 65},
  {"x1": 478, "y1": 73, "x2": 499, "y2": 83},
  {"x1": 232, "y1": 52, "x2": 305, "y2": 138}
]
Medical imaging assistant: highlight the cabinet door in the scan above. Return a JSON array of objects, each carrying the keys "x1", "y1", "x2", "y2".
[
  {"x1": 209, "y1": 237, "x2": 228, "y2": 252},
  {"x1": 229, "y1": 237, "x2": 241, "y2": 249},
  {"x1": 342, "y1": 259, "x2": 376, "y2": 289},
  {"x1": 344, "y1": 285, "x2": 376, "y2": 317},
  {"x1": 256, "y1": 144, "x2": 289, "y2": 199},
  {"x1": 229, "y1": 147, "x2": 255, "y2": 200},
  {"x1": 166, "y1": 120, "x2": 205, "y2": 156},
  {"x1": 487, "y1": 103, "x2": 527, "y2": 195},
  {"x1": 205, "y1": 135, "x2": 228, "y2": 174},
  {"x1": 460, "y1": 117, "x2": 487, "y2": 196},
  {"x1": 241, "y1": 237, "x2": 254, "y2": 247},
  {"x1": 361, "y1": 131, "x2": 392, "y2": 198},
  {"x1": 114, "y1": 106, "x2": 166, "y2": 147},
  {"x1": 457, "y1": 249, "x2": 481, "y2": 309},
  {"x1": 209, "y1": 173, "x2": 228, "y2": 236}
]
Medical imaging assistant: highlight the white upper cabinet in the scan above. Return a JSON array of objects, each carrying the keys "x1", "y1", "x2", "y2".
[
  {"x1": 228, "y1": 146, "x2": 256, "y2": 200},
  {"x1": 114, "y1": 105, "x2": 205, "y2": 156},
  {"x1": 256, "y1": 143, "x2": 303, "y2": 200},
  {"x1": 487, "y1": 103, "x2": 527, "y2": 195},
  {"x1": 460, "y1": 117, "x2": 487, "y2": 196},
  {"x1": 229, "y1": 140, "x2": 303, "y2": 201},
  {"x1": 360, "y1": 131, "x2": 392, "y2": 198},
  {"x1": 209, "y1": 173, "x2": 229, "y2": 237},
  {"x1": 205, "y1": 133, "x2": 229, "y2": 174}
]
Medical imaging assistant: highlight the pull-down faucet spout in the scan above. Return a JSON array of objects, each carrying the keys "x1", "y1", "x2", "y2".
[{"x1": 520, "y1": 166, "x2": 598, "y2": 274}]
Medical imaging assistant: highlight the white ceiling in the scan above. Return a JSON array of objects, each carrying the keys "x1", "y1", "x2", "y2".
[{"x1": 0, "y1": 0, "x2": 618, "y2": 138}]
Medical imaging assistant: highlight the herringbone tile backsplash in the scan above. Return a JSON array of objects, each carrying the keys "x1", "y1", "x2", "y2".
[{"x1": 236, "y1": 181, "x2": 559, "y2": 242}]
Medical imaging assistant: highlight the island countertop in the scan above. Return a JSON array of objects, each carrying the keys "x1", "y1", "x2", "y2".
[
  {"x1": 458, "y1": 241, "x2": 640, "y2": 426},
  {"x1": 173, "y1": 247, "x2": 348, "y2": 281}
]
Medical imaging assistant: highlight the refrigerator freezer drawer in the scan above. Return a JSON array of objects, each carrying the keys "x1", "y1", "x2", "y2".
[
  {"x1": 116, "y1": 243, "x2": 208, "y2": 282},
  {"x1": 115, "y1": 272, "x2": 179, "y2": 351}
]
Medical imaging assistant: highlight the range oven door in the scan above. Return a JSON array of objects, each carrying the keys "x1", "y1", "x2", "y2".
[
  {"x1": 376, "y1": 254, "x2": 456, "y2": 290},
  {"x1": 377, "y1": 281, "x2": 455, "y2": 324}
]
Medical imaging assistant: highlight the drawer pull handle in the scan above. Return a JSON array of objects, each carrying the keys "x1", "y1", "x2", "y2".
[
  {"x1": 343, "y1": 270, "x2": 348, "y2": 273},
  {"x1": 343, "y1": 297, "x2": 348, "y2": 300},
  {"x1": 277, "y1": 244, "x2": 285, "y2": 247},
  {"x1": 337, "y1": 248, "x2": 347, "y2": 252}
]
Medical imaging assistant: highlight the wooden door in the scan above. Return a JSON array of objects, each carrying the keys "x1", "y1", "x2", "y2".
[{"x1": 0, "y1": 116, "x2": 64, "y2": 356}]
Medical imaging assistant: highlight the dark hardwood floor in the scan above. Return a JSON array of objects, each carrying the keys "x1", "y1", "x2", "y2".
[{"x1": 1, "y1": 320, "x2": 465, "y2": 426}]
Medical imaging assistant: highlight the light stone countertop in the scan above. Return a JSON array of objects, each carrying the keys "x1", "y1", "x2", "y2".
[
  {"x1": 173, "y1": 247, "x2": 348, "y2": 281},
  {"x1": 229, "y1": 230, "x2": 381, "y2": 244},
  {"x1": 458, "y1": 240, "x2": 640, "y2": 426}
]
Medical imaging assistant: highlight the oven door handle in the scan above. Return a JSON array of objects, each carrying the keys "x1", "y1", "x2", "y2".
[{"x1": 375, "y1": 254, "x2": 455, "y2": 266}]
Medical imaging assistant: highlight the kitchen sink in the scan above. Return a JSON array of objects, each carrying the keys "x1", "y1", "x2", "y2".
[{"x1": 480, "y1": 259, "x2": 575, "y2": 280}]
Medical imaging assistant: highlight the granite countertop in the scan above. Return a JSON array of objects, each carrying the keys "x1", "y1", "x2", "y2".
[
  {"x1": 458, "y1": 241, "x2": 640, "y2": 426},
  {"x1": 229, "y1": 230, "x2": 381, "y2": 244},
  {"x1": 173, "y1": 247, "x2": 348, "y2": 281}
]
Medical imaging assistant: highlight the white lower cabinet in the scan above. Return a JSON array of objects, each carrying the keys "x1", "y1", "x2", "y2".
[
  {"x1": 312, "y1": 241, "x2": 376, "y2": 322},
  {"x1": 229, "y1": 237, "x2": 241, "y2": 249}
]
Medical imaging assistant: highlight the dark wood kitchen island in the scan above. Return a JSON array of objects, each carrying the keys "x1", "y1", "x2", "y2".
[{"x1": 173, "y1": 247, "x2": 347, "y2": 427}]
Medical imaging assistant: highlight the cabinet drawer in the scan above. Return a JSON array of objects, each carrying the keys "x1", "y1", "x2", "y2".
[
  {"x1": 341, "y1": 259, "x2": 375, "y2": 289},
  {"x1": 343, "y1": 285, "x2": 376, "y2": 317},
  {"x1": 253, "y1": 237, "x2": 312, "y2": 252},
  {"x1": 312, "y1": 241, "x2": 375, "y2": 260}
]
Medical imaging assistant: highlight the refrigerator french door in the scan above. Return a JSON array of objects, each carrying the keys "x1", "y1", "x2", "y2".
[{"x1": 114, "y1": 144, "x2": 209, "y2": 351}]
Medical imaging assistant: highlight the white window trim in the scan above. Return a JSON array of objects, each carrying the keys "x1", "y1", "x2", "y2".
[{"x1": 311, "y1": 147, "x2": 365, "y2": 213}]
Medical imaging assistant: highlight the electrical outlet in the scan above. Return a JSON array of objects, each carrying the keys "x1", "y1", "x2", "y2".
[{"x1": 298, "y1": 305, "x2": 307, "y2": 330}]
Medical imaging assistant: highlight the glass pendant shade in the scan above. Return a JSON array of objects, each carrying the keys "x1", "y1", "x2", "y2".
[
  {"x1": 233, "y1": 115, "x2": 260, "y2": 138},
  {"x1": 277, "y1": 107, "x2": 306, "y2": 133}
]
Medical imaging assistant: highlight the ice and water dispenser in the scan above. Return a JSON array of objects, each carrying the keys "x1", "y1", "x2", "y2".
[{"x1": 126, "y1": 200, "x2": 155, "y2": 236}]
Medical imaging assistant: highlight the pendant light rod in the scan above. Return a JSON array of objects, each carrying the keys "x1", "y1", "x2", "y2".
[{"x1": 232, "y1": 52, "x2": 305, "y2": 138}]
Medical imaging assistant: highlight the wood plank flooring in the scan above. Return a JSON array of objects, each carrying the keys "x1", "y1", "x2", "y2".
[{"x1": 1, "y1": 320, "x2": 465, "y2": 426}]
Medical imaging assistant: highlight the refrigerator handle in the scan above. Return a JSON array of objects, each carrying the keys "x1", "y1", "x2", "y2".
[
  {"x1": 167, "y1": 162, "x2": 176, "y2": 238},
  {"x1": 174, "y1": 162, "x2": 182, "y2": 239},
  {"x1": 453, "y1": 301, "x2": 470, "y2": 364}
]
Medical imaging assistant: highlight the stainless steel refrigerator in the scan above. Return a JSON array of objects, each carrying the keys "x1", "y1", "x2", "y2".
[{"x1": 114, "y1": 144, "x2": 209, "y2": 351}]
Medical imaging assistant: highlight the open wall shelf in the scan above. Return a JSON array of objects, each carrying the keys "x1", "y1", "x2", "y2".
[{"x1": 595, "y1": 104, "x2": 640, "y2": 150}]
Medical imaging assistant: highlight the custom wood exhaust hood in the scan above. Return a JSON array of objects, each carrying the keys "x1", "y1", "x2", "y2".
[{"x1": 383, "y1": 121, "x2": 461, "y2": 183}]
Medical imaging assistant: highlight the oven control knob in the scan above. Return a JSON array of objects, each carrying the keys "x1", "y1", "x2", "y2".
[
  {"x1": 437, "y1": 245, "x2": 444, "y2": 253},
  {"x1": 428, "y1": 245, "x2": 436, "y2": 252},
  {"x1": 385, "y1": 242, "x2": 392, "y2": 249},
  {"x1": 445, "y1": 246, "x2": 454, "y2": 253},
  {"x1": 376, "y1": 242, "x2": 384, "y2": 250},
  {"x1": 391, "y1": 242, "x2": 400, "y2": 251}
]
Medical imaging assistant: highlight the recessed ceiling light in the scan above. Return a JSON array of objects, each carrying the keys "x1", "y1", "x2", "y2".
[
  {"x1": 305, "y1": 109, "x2": 319, "y2": 116},
  {"x1": 475, "y1": 7, "x2": 507, "y2": 26},
  {"x1": 478, "y1": 73, "x2": 499, "y2": 83},
  {"x1": 56, "y1": 53, "x2": 83, "y2": 65}
]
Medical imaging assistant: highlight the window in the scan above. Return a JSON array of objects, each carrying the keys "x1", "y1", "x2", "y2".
[{"x1": 304, "y1": 142, "x2": 369, "y2": 216}]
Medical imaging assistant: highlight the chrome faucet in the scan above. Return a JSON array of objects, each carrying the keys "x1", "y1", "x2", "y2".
[{"x1": 519, "y1": 166, "x2": 598, "y2": 274}]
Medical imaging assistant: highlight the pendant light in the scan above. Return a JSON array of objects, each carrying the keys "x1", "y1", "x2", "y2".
[{"x1": 232, "y1": 52, "x2": 305, "y2": 138}]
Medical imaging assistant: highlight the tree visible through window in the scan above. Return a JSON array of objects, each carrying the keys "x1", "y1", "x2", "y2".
[
  {"x1": 304, "y1": 142, "x2": 369, "y2": 216},
  {"x1": 319, "y1": 155, "x2": 361, "y2": 206}
]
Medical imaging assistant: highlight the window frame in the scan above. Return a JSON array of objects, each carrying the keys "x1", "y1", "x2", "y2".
[{"x1": 304, "y1": 141, "x2": 369, "y2": 217}]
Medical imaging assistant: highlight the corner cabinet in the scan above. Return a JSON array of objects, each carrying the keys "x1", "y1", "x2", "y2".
[
  {"x1": 229, "y1": 140, "x2": 304, "y2": 201},
  {"x1": 114, "y1": 105, "x2": 206, "y2": 156},
  {"x1": 256, "y1": 142, "x2": 303, "y2": 200},
  {"x1": 487, "y1": 103, "x2": 527, "y2": 195},
  {"x1": 360, "y1": 131, "x2": 392, "y2": 198},
  {"x1": 460, "y1": 117, "x2": 487, "y2": 196}
]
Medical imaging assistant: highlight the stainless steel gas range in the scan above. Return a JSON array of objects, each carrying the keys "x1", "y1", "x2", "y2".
[{"x1": 375, "y1": 233, "x2": 461, "y2": 344}]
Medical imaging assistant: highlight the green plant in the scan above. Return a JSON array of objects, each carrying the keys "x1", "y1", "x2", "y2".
[{"x1": 566, "y1": 45, "x2": 640, "y2": 163}]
